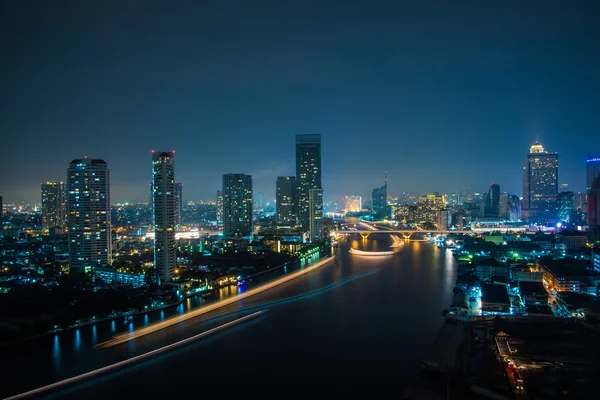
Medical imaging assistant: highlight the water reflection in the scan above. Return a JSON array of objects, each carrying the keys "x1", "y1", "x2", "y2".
[
  {"x1": 160, "y1": 311, "x2": 165, "y2": 321},
  {"x1": 52, "y1": 335, "x2": 61, "y2": 368},
  {"x1": 74, "y1": 330, "x2": 81, "y2": 351},
  {"x1": 91, "y1": 325, "x2": 97, "y2": 345},
  {"x1": 111, "y1": 320, "x2": 116, "y2": 333},
  {"x1": 143, "y1": 314, "x2": 149, "y2": 326}
]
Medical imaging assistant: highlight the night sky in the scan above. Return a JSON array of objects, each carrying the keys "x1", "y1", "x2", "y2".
[{"x1": 1, "y1": 0, "x2": 599, "y2": 203}]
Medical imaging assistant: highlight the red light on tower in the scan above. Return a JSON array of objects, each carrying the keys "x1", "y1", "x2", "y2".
[
  {"x1": 172, "y1": 150, "x2": 176, "y2": 154},
  {"x1": 84, "y1": 155, "x2": 87, "y2": 159},
  {"x1": 151, "y1": 149, "x2": 155, "y2": 153}
]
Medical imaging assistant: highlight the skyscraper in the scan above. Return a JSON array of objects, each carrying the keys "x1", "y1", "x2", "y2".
[
  {"x1": 485, "y1": 183, "x2": 500, "y2": 216},
  {"x1": 345, "y1": 196, "x2": 362, "y2": 213},
  {"x1": 587, "y1": 156, "x2": 600, "y2": 192},
  {"x1": 521, "y1": 142, "x2": 558, "y2": 221},
  {"x1": 296, "y1": 134, "x2": 321, "y2": 228},
  {"x1": 174, "y1": 182, "x2": 183, "y2": 229},
  {"x1": 557, "y1": 191, "x2": 574, "y2": 223},
  {"x1": 152, "y1": 151, "x2": 176, "y2": 285},
  {"x1": 216, "y1": 190, "x2": 223, "y2": 230},
  {"x1": 41, "y1": 182, "x2": 66, "y2": 230},
  {"x1": 276, "y1": 176, "x2": 296, "y2": 226},
  {"x1": 67, "y1": 158, "x2": 111, "y2": 272},
  {"x1": 222, "y1": 174, "x2": 253, "y2": 237},
  {"x1": 372, "y1": 172, "x2": 388, "y2": 219},
  {"x1": 309, "y1": 188, "x2": 323, "y2": 242}
]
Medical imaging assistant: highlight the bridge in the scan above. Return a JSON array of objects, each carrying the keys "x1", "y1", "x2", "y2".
[{"x1": 335, "y1": 229, "x2": 472, "y2": 239}]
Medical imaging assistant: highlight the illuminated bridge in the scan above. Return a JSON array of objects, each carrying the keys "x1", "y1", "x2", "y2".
[{"x1": 335, "y1": 229, "x2": 473, "y2": 239}]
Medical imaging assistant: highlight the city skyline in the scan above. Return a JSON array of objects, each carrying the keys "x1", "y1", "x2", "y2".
[{"x1": 2, "y1": 1, "x2": 599, "y2": 203}]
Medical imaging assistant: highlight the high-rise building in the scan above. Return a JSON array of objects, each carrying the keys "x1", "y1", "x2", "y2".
[
  {"x1": 557, "y1": 191, "x2": 574, "y2": 223},
  {"x1": 588, "y1": 175, "x2": 600, "y2": 239},
  {"x1": 276, "y1": 176, "x2": 296, "y2": 226},
  {"x1": 417, "y1": 194, "x2": 445, "y2": 224},
  {"x1": 222, "y1": 174, "x2": 253, "y2": 237},
  {"x1": 345, "y1": 195, "x2": 362, "y2": 213},
  {"x1": 174, "y1": 182, "x2": 183, "y2": 229},
  {"x1": 216, "y1": 190, "x2": 223, "y2": 230},
  {"x1": 152, "y1": 151, "x2": 176, "y2": 285},
  {"x1": 0, "y1": 195, "x2": 3, "y2": 229},
  {"x1": 499, "y1": 193, "x2": 510, "y2": 219},
  {"x1": 254, "y1": 190, "x2": 265, "y2": 212},
  {"x1": 509, "y1": 195, "x2": 522, "y2": 221},
  {"x1": 485, "y1": 184, "x2": 500, "y2": 216},
  {"x1": 587, "y1": 156, "x2": 600, "y2": 192},
  {"x1": 67, "y1": 158, "x2": 111, "y2": 272},
  {"x1": 372, "y1": 173, "x2": 388, "y2": 219},
  {"x1": 296, "y1": 134, "x2": 321, "y2": 228},
  {"x1": 309, "y1": 188, "x2": 323, "y2": 242},
  {"x1": 41, "y1": 182, "x2": 66, "y2": 230},
  {"x1": 521, "y1": 142, "x2": 558, "y2": 221}
]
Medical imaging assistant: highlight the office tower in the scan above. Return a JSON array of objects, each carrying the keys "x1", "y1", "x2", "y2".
[
  {"x1": 371, "y1": 173, "x2": 388, "y2": 219},
  {"x1": 521, "y1": 142, "x2": 558, "y2": 221},
  {"x1": 587, "y1": 156, "x2": 600, "y2": 192},
  {"x1": 254, "y1": 190, "x2": 265, "y2": 212},
  {"x1": 42, "y1": 182, "x2": 66, "y2": 231},
  {"x1": 309, "y1": 188, "x2": 323, "y2": 242},
  {"x1": 67, "y1": 158, "x2": 111, "y2": 272},
  {"x1": 276, "y1": 176, "x2": 296, "y2": 226},
  {"x1": 296, "y1": 134, "x2": 321, "y2": 228},
  {"x1": 499, "y1": 193, "x2": 510, "y2": 219},
  {"x1": 417, "y1": 194, "x2": 445, "y2": 224},
  {"x1": 222, "y1": 174, "x2": 253, "y2": 237},
  {"x1": 588, "y1": 175, "x2": 600, "y2": 239},
  {"x1": 216, "y1": 190, "x2": 223, "y2": 230},
  {"x1": 152, "y1": 151, "x2": 176, "y2": 285},
  {"x1": 485, "y1": 183, "x2": 500, "y2": 217},
  {"x1": 174, "y1": 182, "x2": 183, "y2": 229},
  {"x1": 557, "y1": 191, "x2": 574, "y2": 223},
  {"x1": 345, "y1": 195, "x2": 362, "y2": 213},
  {"x1": 509, "y1": 195, "x2": 521, "y2": 222},
  {"x1": 436, "y1": 210, "x2": 449, "y2": 230}
]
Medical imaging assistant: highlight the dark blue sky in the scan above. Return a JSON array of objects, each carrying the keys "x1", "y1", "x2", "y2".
[{"x1": 1, "y1": 0, "x2": 599, "y2": 203}]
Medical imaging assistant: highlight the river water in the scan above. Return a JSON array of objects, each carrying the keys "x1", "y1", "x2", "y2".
[{"x1": 0, "y1": 235, "x2": 456, "y2": 398}]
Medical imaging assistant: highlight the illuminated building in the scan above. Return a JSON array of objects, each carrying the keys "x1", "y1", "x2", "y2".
[
  {"x1": 222, "y1": 173, "x2": 253, "y2": 237},
  {"x1": 509, "y1": 195, "x2": 521, "y2": 221},
  {"x1": 296, "y1": 134, "x2": 321, "y2": 228},
  {"x1": 557, "y1": 191, "x2": 574, "y2": 223},
  {"x1": 485, "y1": 183, "x2": 500, "y2": 217},
  {"x1": 499, "y1": 193, "x2": 510, "y2": 219},
  {"x1": 436, "y1": 210, "x2": 449, "y2": 230},
  {"x1": 521, "y1": 142, "x2": 558, "y2": 221},
  {"x1": 41, "y1": 182, "x2": 66, "y2": 230},
  {"x1": 216, "y1": 190, "x2": 223, "y2": 230},
  {"x1": 152, "y1": 151, "x2": 176, "y2": 285},
  {"x1": 67, "y1": 158, "x2": 111, "y2": 272},
  {"x1": 587, "y1": 156, "x2": 600, "y2": 192},
  {"x1": 309, "y1": 188, "x2": 323, "y2": 242},
  {"x1": 174, "y1": 182, "x2": 183, "y2": 229},
  {"x1": 345, "y1": 195, "x2": 362, "y2": 213},
  {"x1": 588, "y1": 175, "x2": 600, "y2": 239},
  {"x1": 417, "y1": 194, "x2": 445, "y2": 224},
  {"x1": 276, "y1": 176, "x2": 296, "y2": 226}
]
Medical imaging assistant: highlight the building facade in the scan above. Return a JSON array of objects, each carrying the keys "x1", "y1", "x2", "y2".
[
  {"x1": 216, "y1": 190, "x2": 223, "y2": 230},
  {"x1": 557, "y1": 191, "x2": 574, "y2": 223},
  {"x1": 174, "y1": 182, "x2": 183, "y2": 229},
  {"x1": 276, "y1": 176, "x2": 296, "y2": 226},
  {"x1": 485, "y1": 183, "x2": 500, "y2": 217},
  {"x1": 309, "y1": 188, "x2": 324, "y2": 242},
  {"x1": 522, "y1": 142, "x2": 558, "y2": 221},
  {"x1": 152, "y1": 151, "x2": 176, "y2": 285},
  {"x1": 222, "y1": 173, "x2": 253, "y2": 237},
  {"x1": 296, "y1": 134, "x2": 321, "y2": 228},
  {"x1": 587, "y1": 156, "x2": 600, "y2": 192},
  {"x1": 42, "y1": 182, "x2": 66, "y2": 230},
  {"x1": 345, "y1": 195, "x2": 362, "y2": 213},
  {"x1": 417, "y1": 194, "x2": 445, "y2": 224},
  {"x1": 67, "y1": 158, "x2": 111, "y2": 272}
]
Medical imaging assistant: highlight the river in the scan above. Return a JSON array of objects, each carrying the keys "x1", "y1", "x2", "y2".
[{"x1": 0, "y1": 234, "x2": 456, "y2": 399}]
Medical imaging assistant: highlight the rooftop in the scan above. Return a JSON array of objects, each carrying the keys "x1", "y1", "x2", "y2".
[
  {"x1": 481, "y1": 283, "x2": 510, "y2": 304},
  {"x1": 518, "y1": 281, "x2": 547, "y2": 295}
]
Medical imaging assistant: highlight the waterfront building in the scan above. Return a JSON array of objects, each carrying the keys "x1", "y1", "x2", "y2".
[
  {"x1": 521, "y1": 142, "x2": 559, "y2": 221},
  {"x1": 95, "y1": 266, "x2": 147, "y2": 288},
  {"x1": 296, "y1": 134, "x2": 321, "y2": 228},
  {"x1": 152, "y1": 151, "x2": 176, "y2": 285},
  {"x1": 417, "y1": 194, "x2": 445, "y2": 224},
  {"x1": 372, "y1": 179, "x2": 388, "y2": 219},
  {"x1": 222, "y1": 173, "x2": 253, "y2": 237},
  {"x1": 41, "y1": 182, "x2": 66, "y2": 230},
  {"x1": 67, "y1": 158, "x2": 111, "y2": 272},
  {"x1": 276, "y1": 176, "x2": 296, "y2": 226},
  {"x1": 436, "y1": 210, "x2": 449, "y2": 230},
  {"x1": 344, "y1": 195, "x2": 362, "y2": 213},
  {"x1": 174, "y1": 182, "x2": 183, "y2": 229},
  {"x1": 587, "y1": 156, "x2": 600, "y2": 192},
  {"x1": 216, "y1": 190, "x2": 223, "y2": 230},
  {"x1": 309, "y1": 188, "x2": 323, "y2": 242}
]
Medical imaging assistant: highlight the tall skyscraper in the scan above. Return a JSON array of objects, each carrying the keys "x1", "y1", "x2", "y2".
[
  {"x1": 174, "y1": 182, "x2": 183, "y2": 229},
  {"x1": 485, "y1": 183, "x2": 500, "y2": 216},
  {"x1": 152, "y1": 151, "x2": 176, "y2": 285},
  {"x1": 309, "y1": 188, "x2": 323, "y2": 242},
  {"x1": 372, "y1": 172, "x2": 388, "y2": 219},
  {"x1": 276, "y1": 176, "x2": 296, "y2": 226},
  {"x1": 587, "y1": 156, "x2": 600, "y2": 192},
  {"x1": 588, "y1": 175, "x2": 600, "y2": 239},
  {"x1": 521, "y1": 142, "x2": 558, "y2": 221},
  {"x1": 216, "y1": 190, "x2": 223, "y2": 230},
  {"x1": 67, "y1": 158, "x2": 111, "y2": 272},
  {"x1": 222, "y1": 173, "x2": 253, "y2": 237},
  {"x1": 41, "y1": 182, "x2": 66, "y2": 230},
  {"x1": 557, "y1": 191, "x2": 574, "y2": 223},
  {"x1": 296, "y1": 134, "x2": 321, "y2": 228},
  {"x1": 345, "y1": 195, "x2": 362, "y2": 213}
]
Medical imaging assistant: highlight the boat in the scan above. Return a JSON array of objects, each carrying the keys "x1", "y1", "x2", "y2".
[{"x1": 349, "y1": 248, "x2": 395, "y2": 256}]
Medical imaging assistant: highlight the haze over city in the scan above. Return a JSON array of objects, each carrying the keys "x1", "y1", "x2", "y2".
[{"x1": 2, "y1": 0, "x2": 600, "y2": 203}]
